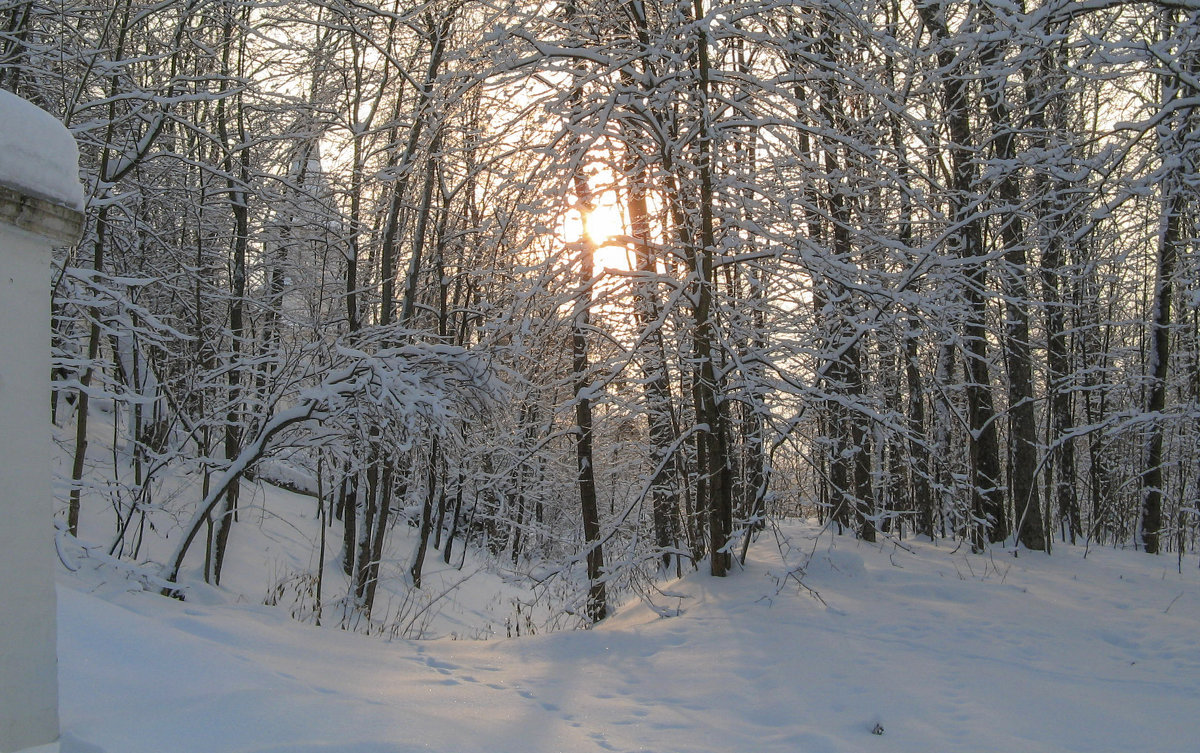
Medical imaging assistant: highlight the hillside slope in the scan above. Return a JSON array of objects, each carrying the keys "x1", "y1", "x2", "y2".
[{"x1": 57, "y1": 519, "x2": 1200, "y2": 753}]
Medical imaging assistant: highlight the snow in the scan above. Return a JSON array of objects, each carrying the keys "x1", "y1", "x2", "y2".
[
  {"x1": 54, "y1": 481, "x2": 1200, "y2": 753},
  {"x1": 1, "y1": 138, "x2": 62, "y2": 751},
  {"x1": 0, "y1": 90, "x2": 83, "y2": 210}
]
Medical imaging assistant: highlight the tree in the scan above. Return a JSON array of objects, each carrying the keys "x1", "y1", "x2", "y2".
[{"x1": 1141, "y1": 9, "x2": 1198, "y2": 554}]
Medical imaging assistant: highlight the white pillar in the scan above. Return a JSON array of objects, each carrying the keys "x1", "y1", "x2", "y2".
[{"x1": 0, "y1": 91, "x2": 84, "y2": 753}]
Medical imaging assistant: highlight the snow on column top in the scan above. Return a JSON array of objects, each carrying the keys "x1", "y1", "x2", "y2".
[{"x1": 0, "y1": 89, "x2": 83, "y2": 211}]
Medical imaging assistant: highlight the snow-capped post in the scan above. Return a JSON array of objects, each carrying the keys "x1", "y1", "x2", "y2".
[{"x1": 0, "y1": 89, "x2": 84, "y2": 753}]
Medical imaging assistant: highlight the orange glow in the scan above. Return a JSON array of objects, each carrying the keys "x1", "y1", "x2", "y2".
[{"x1": 582, "y1": 192, "x2": 631, "y2": 271}]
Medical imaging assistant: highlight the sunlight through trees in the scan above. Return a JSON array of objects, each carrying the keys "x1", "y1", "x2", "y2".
[{"x1": 4, "y1": 0, "x2": 1199, "y2": 628}]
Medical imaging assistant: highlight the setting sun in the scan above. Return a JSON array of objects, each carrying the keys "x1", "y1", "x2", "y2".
[{"x1": 582, "y1": 192, "x2": 632, "y2": 270}]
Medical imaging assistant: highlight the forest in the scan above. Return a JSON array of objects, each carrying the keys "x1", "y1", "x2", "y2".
[{"x1": 2, "y1": 0, "x2": 1199, "y2": 628}]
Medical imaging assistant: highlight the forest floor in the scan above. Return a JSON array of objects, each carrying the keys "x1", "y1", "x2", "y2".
[{"x1": 55, "y1": 481, "x2": 1200, "y2": 753}]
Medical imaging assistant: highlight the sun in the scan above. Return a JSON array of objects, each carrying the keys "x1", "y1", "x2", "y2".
[
  {"x1": 583, "y1": 195, "x2": 632, "y2": 271},
  {"x1": 560, "y1": 183, "x2": 634, "y2": 272},
  {"x1": 583, "y1": 201, "x2": 623, "y2": 245}
]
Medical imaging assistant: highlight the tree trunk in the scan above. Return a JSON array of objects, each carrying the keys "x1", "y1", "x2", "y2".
[
  {"x1": 980, "y1": 25, "x2": 1045, "y2": 550},
  {"x1": 209, "y1": 1, "x2": 251, "y2": 585},
  {"x1": 689, "y1": 0, "x2": 732, "y2": 576},
  {"x1": 1141, "y1": 186, "x2": 1181, "y2": 554},
  {"x1": 340, "y1": 468, "x2": 358, "y2": 578},
  {"x1": 411, "y1": 441, "x2": 440, "y2": 588},
  {"x1": 571, "y1": 189, "x2": 607, "y2": 622},
  {"x1": 623, "y1": 138, "x2": 681, "y2": 570},
  {"x1": 919, "y1": 1, "x2": 1007, "y2": 547}
]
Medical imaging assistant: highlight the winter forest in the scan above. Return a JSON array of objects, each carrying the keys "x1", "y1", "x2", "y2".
[{"x1": 3, "y1": 0, "x2": 1200, "y2": 637}]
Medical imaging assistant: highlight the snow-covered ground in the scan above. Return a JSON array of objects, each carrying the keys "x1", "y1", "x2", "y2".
[{"x1": 56, "y1": 483, "x2": 1200, "y2": 753}]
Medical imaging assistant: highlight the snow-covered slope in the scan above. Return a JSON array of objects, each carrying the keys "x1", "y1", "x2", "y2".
[{"x1": 57, "y1": 521, "x2": 1200, "y2": 753}]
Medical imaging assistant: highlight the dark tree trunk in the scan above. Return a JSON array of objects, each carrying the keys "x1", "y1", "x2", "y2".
[
  {"x1": 209, "y1": 3, "x2": 251, "y2": 585},
  {"x1": 411, "y1": 441, "x2": 439, "y2": 589},
  {"x1": 979, "y1": 9, "x2": 1045, "y2": 551},
  {"x1": 919, "y1": 1, "x2": 1007, "y2": 547},
  {"x1": 1141, "y1": 188, "x2": 1181, "y2": 554},
  {"x1": 340, "y1": 469, "x2": 358, "y2": 578}
]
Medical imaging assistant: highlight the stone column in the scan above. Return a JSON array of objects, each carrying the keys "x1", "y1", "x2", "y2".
[{"x1": 0, "y1": 92, "x2": 84, "y2": 753}]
